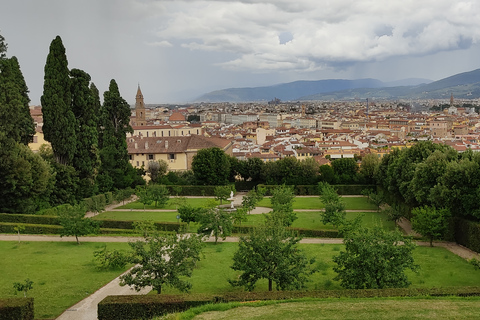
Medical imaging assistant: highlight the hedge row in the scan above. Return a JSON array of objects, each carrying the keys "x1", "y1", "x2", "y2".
[
  {"x1": 0, "y1": 213, "x2": 60, "y2": 225},
  {"x1": 165, "y1": 186, "x2": 217, "y2": 196},
  {"x1": 98, "y1": 286, "x2": 480, "y2": 320},
  {"x1": 98, "y1": 219, "x2": 186, "y2": 232},
  {"x1": 454, "y1": 217, "x2": 480, "y2": 253},
  {"x1": 257, "y1": 184, "x2": 375, "y2": 196},
  {"x1": 0, "y1": 222, "x2": 137, "y2": 236},
  {"x1": 0, "y1": 298, "x2": 34, "y2": 320}
]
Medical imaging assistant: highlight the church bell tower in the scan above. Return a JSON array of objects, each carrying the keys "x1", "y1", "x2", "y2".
[{"x1": 135, "y1": 85, "x2": 146, "y2": 126}]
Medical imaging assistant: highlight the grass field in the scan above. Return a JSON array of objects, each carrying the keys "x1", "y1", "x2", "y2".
[
  {"x1": 253, "y1": 196, "x2": 377, "y2": 210},
  {"x1": 157, "y1": 296, "x2": 480, "y2": 320},
  {"x1": 160, "y1": 243, "x2": 480, "y2": 295},
  {"x1": 116, "y1": 197, "x2": 226, "y2": 210},
  {"x1": 0, "y1": 241, "x2": 131, "y2": 319},
  {"x1": 95, "y1": 211, "x2": 395, "y2": 232}
]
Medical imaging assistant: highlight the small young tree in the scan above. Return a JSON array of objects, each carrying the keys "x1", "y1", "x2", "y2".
[
  {"x1": 135, "y1": 185, "x2": 152, "y2": 210},
  {"x1": 94, "y1": 245, "x2": 130, "y2": 270},
  {"x1": 363, "y1": 189, "x2": 385, "y2": 211},
  {"x1": 269, "y1": 185, "x2": 296, "y2": 227},
  {"x1": 13, "y1": 224, "x2": 25, "y2": 243},
  {"x1": 197, "y1": 208, "x2": 233, "y2": 244},
  {"x1": 214, "y1": 185, "x2": 231, "y2": 205},
  {"x1": 382, "y1": 203, "x2": 404, "y2": 226},
  {"x1": 333, "y1": 227, "x2": 418, "y2": 289},
  {"x1": 232, "y1": 206, "x2": 248, "y2": 226},
  {"x1": 411, "y1": 206, "x2": 451, "y2": 247},
  {"x1": 148, "y1": 184, "x2": 169, "y2": 208},
  {"x1": 132, "y1": 220, "x2": 157, "y2": 237},
  {"x1": 120, "y1": 233, "x2": 204, "y2": 294},
  {"x1": 242, "y1": 190, "x2": 258, "y2": 214},
  {"x1": 13, "y1": 279, "x2": 33, "y2": 297},
  {"x1": 319, "y1": 182, "x2": 347, "y2": 228},
  {"x1": 59, "y1": 205, "x2": 99, "y2": 244},
  {"x1": 230, "y1": 220, "x2": 316, "y2": 291}
]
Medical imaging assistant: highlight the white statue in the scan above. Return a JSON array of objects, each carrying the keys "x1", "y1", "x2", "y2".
[{"x1": 230, "y1": 191, "x2": 234, "y2": 199}]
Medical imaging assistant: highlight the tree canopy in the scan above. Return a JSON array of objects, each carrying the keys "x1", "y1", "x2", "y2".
[{"x1": 192, "y1": 147, "x2": 231, "y2": 185}]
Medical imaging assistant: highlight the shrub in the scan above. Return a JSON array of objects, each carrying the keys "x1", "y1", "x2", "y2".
[{"x1": 0, "y1": 298, "x2": 34, "y2": 320}]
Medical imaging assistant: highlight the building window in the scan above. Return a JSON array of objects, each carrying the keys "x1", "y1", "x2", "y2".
[
  {"x1": 148, "y1": 154, "x2": 154, "y2": 160},
  {"x1": 136, "y1": 161, "x2": 139, "y2": 166},
  {"x1": 142, "y1": 161, "x2": 145, "y2": 166},
  {"x1": 169, "y1": 154, "x2": 175, "y2": 161},
  {"x1": 129, "y1": 155, "x2": 133, "y2": 160},
  {"x1": 146, "y1": 132, "x2": 149, "y2": 137}
]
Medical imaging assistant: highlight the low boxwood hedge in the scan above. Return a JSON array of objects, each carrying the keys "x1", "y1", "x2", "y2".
[
  {"x1": 98, "y1": 287, "x2": 480, "y2": 320},
  {"x1": 0, "y1": 298, "x2": 34, "y2": 320}
]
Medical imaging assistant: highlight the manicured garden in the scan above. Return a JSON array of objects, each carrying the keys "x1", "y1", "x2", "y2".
[{"x1": 0, "y1": 241, "x2": 131, "y2": 319}]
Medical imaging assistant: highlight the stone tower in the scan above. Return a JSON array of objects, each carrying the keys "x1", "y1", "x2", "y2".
[{"x1": 135, "y1": 85, "x2": 146, "y2": 126}]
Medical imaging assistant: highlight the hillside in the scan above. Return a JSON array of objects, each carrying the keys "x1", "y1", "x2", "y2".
[{"x1": 195, "y1": 69, "x2": 480, "y2": 102}]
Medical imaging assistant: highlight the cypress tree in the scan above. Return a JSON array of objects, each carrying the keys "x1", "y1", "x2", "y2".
[
  {"x1": 98, "y1": 79, "x2": 134, "y2": 191},
  {"x1": 41, "y1": 36, "x2": 76, "y2": 165},
  {"x1": 0, "y1": 31, "x2": 6, "y2": 59},
  {"x1": 70, "y1": 68, "x2": 100, "y2": 197}
]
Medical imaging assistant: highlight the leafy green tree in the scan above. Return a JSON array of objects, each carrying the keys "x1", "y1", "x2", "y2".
[
  {"x1": 243, "y1": 157, "x2": 265, "y2": 183},
  {"x1": 214, "y1": 185, "x2": 232, "y2": 205},
  {"x1": 360, "y1": 153, "x2": 380, "y2": 184},
  {"x1": 98, "y1": 79, "x2": 134, "y2": 191},
  {"x1": 230, "y1": 220, "x2": 316, "y2": 291},
  {"x1": 148, "y1": 184, "x2": 169, "y2": 208},
  {"x1": 135, "y1": 186, "x2": 152, "y2": 210},
  {"x1": 333, "y1": 227, "x2": 417, "y2": 289},
  {"x1": 319, "y1": 164, "x2": 335, "y2": 184},
  {"x1": 411, "y1": 206, "x2": 451, "y2": 247},
  {"x1": 147, "y1": 159, "x2": 168, "y2": 183},
  {"x1": 0, "y1": 134, "x2": 52, "y2": 213},
  {"x1": 94, "y1": 245, "x2": 130, "y2": 270},
  {"x1": 120, "y1": 233, "x2": 204, "y2": 294},
  {"x1": 13, "y1": 279, "x2": 33, "y2": 297},
  {"x1": 382, "y1": 203, "x2": 404, "y2": 225},
  {"x1": 192, "y1": 147, "x2": 231, "y2": 185},
  {"x1": 70, "y1": 68, "x2": 100, "y2": 198},
  {"x1": 0, "y1": 56, "x2": 35, "y2": 144},
  {"x1": 178, "y1": 205, "x2": 201, "y2": 228},
  {"x1": 268, "y1": 185, "x2": 296, "y2": 227},
  {"x1": 363, "y1": 189, "x2": 385, "y2": 211},
  {"x1": 132, "y1": 220, "x2": 157, "y2": 237},
  {"x1": 41, "y1": 36, "x2": 76, "y2": 165},
  {"x1": 115, "y1": 187, "x2": 134, "y2": 205},
  {"x1": 197, "y1": 208, "x2": 233, "y2": 244},
  {"x1": 242, "y1": 190, "x2": 258, "y2": 214},
  {"x1": 232, "y1": 206, "x2": 248, "y2": 225},
  {"x1": 331, "y1": 158, "x2": 358, "y2": 184},
  {"x1": 58, "y1": 205, "x2": 100, "y2": 244},
  {"x1": 318, "y1": 182, "x2": 346, "y2": 228},
  {"x1": 13, "y1": 225, "x2": 25, "y2": 243}
]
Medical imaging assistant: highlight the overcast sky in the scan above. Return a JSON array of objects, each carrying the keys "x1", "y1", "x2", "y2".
[{"x1": 2, "y1": 0, "x2": 480, "y2": 104}]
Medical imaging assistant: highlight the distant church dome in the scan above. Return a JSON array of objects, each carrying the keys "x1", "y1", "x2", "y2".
[{"x1": 169, "y1": 112, "x2": 186, "y2": 122}]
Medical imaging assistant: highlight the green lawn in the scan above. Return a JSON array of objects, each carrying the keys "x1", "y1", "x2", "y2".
[
  {"x1": 256, "y1": 196, "x2": 377, "y2": 210},
  {"x1": 116, "y1": 198, "x2": 227, "y2": 210},
  {"x1": 160, "y1": 296, "x2": 480, "y2": 320},
  {"x1": 95, "y1": 211, "x2": 395, "y2": 232},
  {"x1": 0, "y1": 241, "x2": 131, "y2": 319},
  {"x1": 161, "y1": 243, "x2": 480, "y2": 295}
]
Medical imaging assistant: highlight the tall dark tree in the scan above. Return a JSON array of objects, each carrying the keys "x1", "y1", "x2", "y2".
[
  {"x1": 191, "y1": 147, "x2": 230, "y2": 185},
  {"x1": 0, "y1": 57, "x2": 35, "y2": 144},
  {"x1": 41, "y1": 36, "x2": 76, "y2": 165},
  {"x1": 0, "y1": 31, "x2": 6, "y2": 59},
  {"x1": 98, "y1": 79, "x2": 134, "y2": 191},
  {"x1": 70, "y1": 68, "x2": 100, "y2": 197}
]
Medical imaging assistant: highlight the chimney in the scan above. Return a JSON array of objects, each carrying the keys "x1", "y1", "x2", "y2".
[
  {"x1": 165, "y1": 141, "x2": 168, "y2": 149},
  {"x1": 134, "y1": 142, "x2": 138, "y2": 149},
  {"x1": 145, "y1": 141, "x2": 149, "y2": 149}
]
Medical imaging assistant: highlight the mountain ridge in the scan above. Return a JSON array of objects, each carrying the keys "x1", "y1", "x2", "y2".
[{"x1": 194, "y1": 69, "x2": 480, "y2": 102}]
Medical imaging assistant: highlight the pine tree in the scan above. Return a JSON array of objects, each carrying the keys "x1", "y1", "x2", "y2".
[
  {"x1": 70, "y1": 68, "x2": 100, "y2": 197},
  {"x1": 41, "y1": 36, "x2": 76, "y2": 165},
  {"x1": 98, "y1": 79, "x2": 134, "y2": 191},
  {"x1": 0, "y1": 31, "x2": 6, "y2": 59}
]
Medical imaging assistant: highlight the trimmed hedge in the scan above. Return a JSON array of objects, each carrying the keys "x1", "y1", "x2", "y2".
[
  {"x1": 288, "y1": 228, "x2": 340, "y2": 238},
  {"x1": 165, "y1": 186, "x2": 217, "y2": 196},
  {"x1": 98, "y1": 287, "x2": 480, "y2": 320},
  {"x1": 454, "y1": 217, "x2": 480, "y2": 253},
  {"x1": 257, "y1": 184, "x2": 376, "y2": 196},
  {"x1": 0, "y1": 298, "x2": 34, "y2": 320},
  {"x1": 0, "y1": 213, "x2": 60, "y2": 225},
  {"x1": 98, "y1": 219, "x2": 186, "y2": 232},
  {"x1": 0, "y1": 222, "x2": 140, "y2": 236}
]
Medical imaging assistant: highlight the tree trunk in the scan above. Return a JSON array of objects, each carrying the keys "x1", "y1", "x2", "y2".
[
  {"x1": 268, "y1": 279, "x2": 272, "y2": 291},
  {"x1": 75, "y1": 235, "x2": 80, "y2": 245},
  {"x1": 156, "y1": 286, "x2": 162, "y2": 294}
]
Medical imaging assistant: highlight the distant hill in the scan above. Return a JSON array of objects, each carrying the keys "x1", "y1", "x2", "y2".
[{"x1": 195, "y1": 69, "x2": 480, "y2": 102}]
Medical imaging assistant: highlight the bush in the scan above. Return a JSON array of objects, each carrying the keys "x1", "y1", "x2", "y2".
[
  {"x1": 97, "y1": 287, "x2": 480, "y2": 320},
  {"x1": 0, "y1": 298, "x2": 34, "y2": 320},
  {"x1": 165, "y1": 186, "x2": 216, "y2": 196},
  {"x1": 0, "y1": 213, "x2": 60, "y2": 225},
  {"x1": 256, "y1": 184, "x2": 376, "y2": 196}
]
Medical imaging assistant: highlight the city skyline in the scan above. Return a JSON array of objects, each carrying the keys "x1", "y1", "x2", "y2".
[{"x1": 2, "y1": 0, "x2": 480, "y2": 104}]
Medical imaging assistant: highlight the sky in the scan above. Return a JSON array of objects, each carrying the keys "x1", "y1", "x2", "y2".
[{"x1": 2, "y1": 0, "x2": 480, "y2": 104}]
